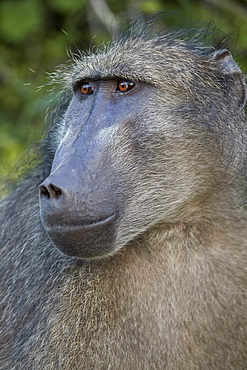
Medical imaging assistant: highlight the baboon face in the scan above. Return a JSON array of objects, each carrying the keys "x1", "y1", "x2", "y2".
[
  {"x1": 39, "y1": 37, "x2": 246, "y2": 259},
  {"x1": 40, "y1": 78, "x2": 166, "y2": 259}
]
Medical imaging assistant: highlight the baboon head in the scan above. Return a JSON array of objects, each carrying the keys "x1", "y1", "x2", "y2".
[{"x1": 39, "y1": 26, "x2": 247, "y2": 259}]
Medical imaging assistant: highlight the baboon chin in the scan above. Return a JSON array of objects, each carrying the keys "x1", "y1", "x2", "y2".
[{"x1": 1, "y1": 19, "x2": 246, "y2": 369}]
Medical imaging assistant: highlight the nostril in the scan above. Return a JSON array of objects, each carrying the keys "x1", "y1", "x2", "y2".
[
  {"x1": 40, "y1": 185, "x2": 50, "y2": 200},
  {"x1": 39, "y1": 184, "x2": 63, "y2": 200},
  {"x1": 49, "y1": 184, "x2": 62, "y2": 200}
]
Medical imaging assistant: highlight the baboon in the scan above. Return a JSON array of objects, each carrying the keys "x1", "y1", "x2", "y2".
[{"x1": 0, "y1": 20, "x2": 246, "y2": 369}]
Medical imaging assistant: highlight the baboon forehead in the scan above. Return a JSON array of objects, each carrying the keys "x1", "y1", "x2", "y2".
[{"x1": 67, "y1": 35, "x2": 214, "y2": 91}]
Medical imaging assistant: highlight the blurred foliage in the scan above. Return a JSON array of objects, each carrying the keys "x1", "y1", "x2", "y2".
[{"x1": 0, "y1": 0, "x2": 247, "y2": 191}]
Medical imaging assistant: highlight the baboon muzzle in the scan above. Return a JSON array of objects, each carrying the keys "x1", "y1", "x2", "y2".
[{"x1": 39, "y1": 153, "x2": 118, "y2": 259}]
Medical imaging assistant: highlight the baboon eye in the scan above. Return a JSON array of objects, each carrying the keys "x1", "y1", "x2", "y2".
[
  {"x1": 117, "y1": 80, "x2": 135, "y2": 93},
  {"x1": 80, "y1": 82, "x2": 94, "y2": 95}
]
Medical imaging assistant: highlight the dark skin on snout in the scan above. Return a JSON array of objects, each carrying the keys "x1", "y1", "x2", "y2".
[{"x1": 0, "y1": 21, "x2": 247, "y2": 369}]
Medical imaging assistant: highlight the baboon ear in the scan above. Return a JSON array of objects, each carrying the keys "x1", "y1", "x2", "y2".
[{"x1": 214, "y1": 49, "x2": 246, "y2": 110}]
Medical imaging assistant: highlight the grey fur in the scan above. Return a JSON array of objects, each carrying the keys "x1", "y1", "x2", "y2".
[{"x1": 0, "y1": 23, "x2": 246, "y2": 369}]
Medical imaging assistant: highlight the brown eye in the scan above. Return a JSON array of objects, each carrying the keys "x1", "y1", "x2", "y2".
[
  {"x1": 117, "y1": 80, "x2": 135, "y2": 93},
  {"x1": 80, "y1": 82, "x2": 94, "y2": 95}
]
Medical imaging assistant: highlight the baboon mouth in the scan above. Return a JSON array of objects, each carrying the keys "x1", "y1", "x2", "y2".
[
  {"x1": 43, "y1": 213, "x2": 117, "y2": 259},
  {"x1": 45, "y1": 214, "x2": 116, "y2": 232}
]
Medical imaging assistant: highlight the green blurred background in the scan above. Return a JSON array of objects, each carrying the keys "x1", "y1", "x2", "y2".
[{"x1": 0, "y1": 0, "x2": 247, "y2": 189}]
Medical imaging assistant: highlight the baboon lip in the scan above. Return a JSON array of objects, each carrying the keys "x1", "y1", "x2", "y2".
[
  {"x1": 43, "y1": 213, "x2": 117, "y2": 259},
  {"x1": 45, "y1": 213, "x2": 116, "y2": 232}
]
